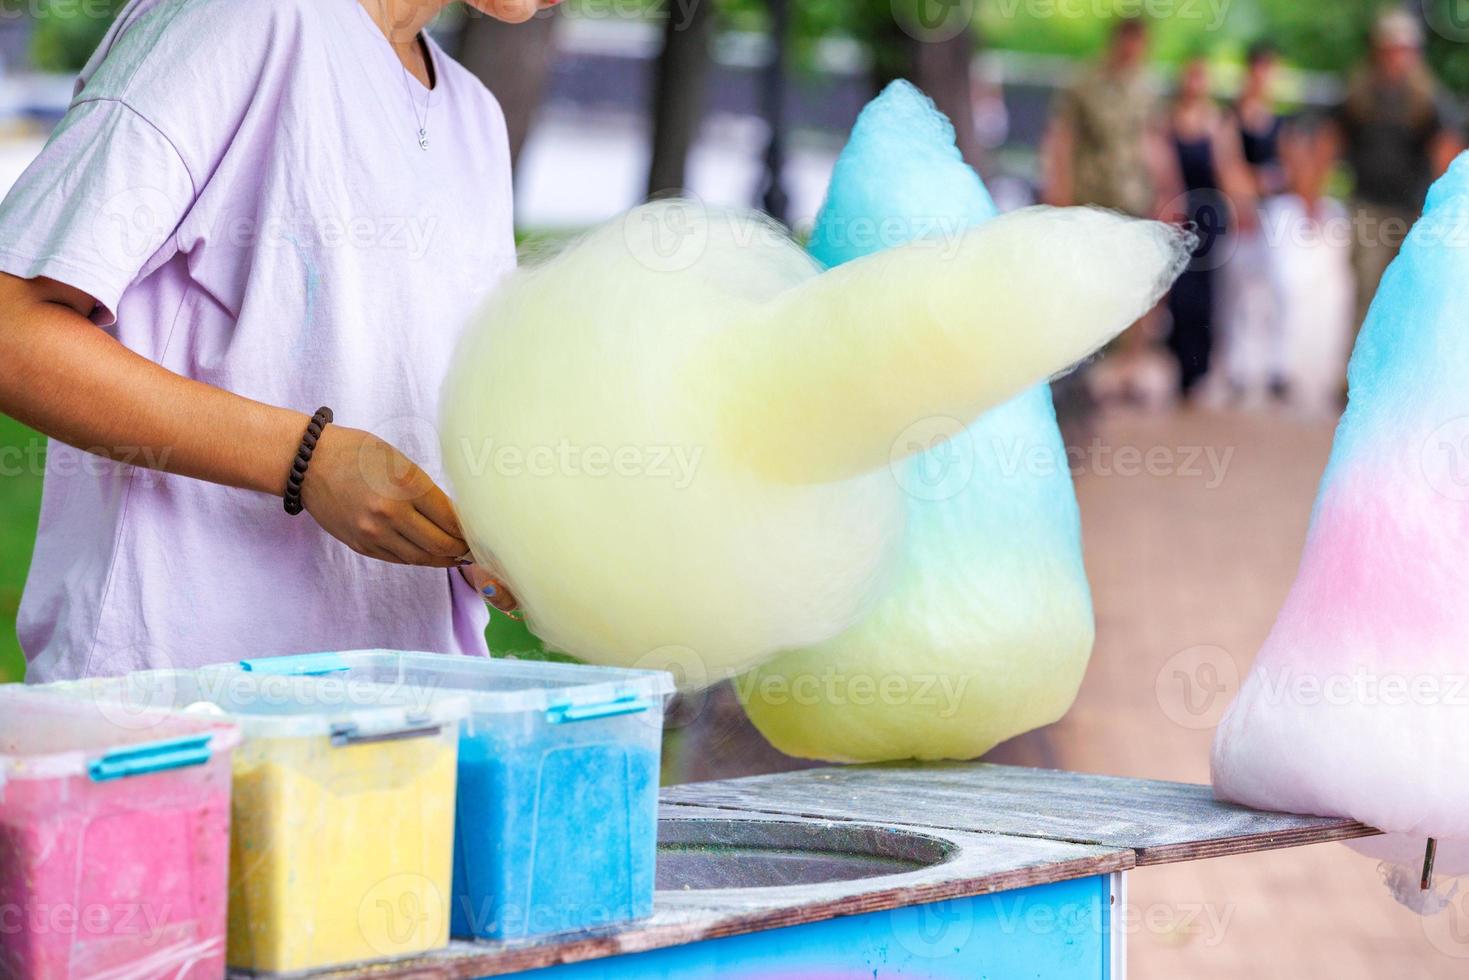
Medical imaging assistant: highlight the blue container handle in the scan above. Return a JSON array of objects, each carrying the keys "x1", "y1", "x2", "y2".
[
  {"x1": 546, "y1": 695, "x2": 651, "y2": 724},
  {"x1": 239, "y1": 652, "x2": 349, "y2": 675},
  {"x1": 88, "y1": 734, "x2": 214, "y2": 782}
]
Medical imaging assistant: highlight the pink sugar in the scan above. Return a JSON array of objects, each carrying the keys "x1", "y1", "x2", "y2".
[{"x1": 0, "y1": 759, "x2": 232, "y2": 978}]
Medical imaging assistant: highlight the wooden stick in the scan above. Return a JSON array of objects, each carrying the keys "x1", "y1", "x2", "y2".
[{"x1": 1422, "y1": 838, "x2": 1439, "y2": 891}]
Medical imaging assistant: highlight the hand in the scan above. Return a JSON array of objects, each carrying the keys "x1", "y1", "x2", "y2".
[{"x1": 300, "y1": 425, "x2": 468, "y2": 567}]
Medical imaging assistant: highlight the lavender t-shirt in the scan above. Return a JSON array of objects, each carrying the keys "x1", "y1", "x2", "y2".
[{"x1": 0, "y1": 0, "x2": 516, "y2": 681}]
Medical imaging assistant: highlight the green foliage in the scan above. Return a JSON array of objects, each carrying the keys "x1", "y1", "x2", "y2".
[
  {"x1": 485, "y1": 610, "x2": 581, "y2": 664},
  {"x1": 1254, "y1": 0, "x2": 1469, "y2": 96},
  {"x1": 712, "y1": 0, "x2": 1469, "y2": 96},
  {"x1": 720, "y1": 0, "x2": 1258, "y2": 66},
  {"x1": 1252, "y1": 0, "x2": 1380, "y2": 74},
  {"x1": 1422, "y1": 1, "x2": 1469, "y2": 97},
  {"x1": 979, "y1": 0, "x2": 1263, "y2": 65},
  {"x1": 0, "y1": 415, "x2": 42, "y2": 683},
  {"x1": 23, "y1": 0, "x2": 1469, "y2": 95},
  {"x1": 28, "y1": 0, "x2": 125, "y2": 73}
]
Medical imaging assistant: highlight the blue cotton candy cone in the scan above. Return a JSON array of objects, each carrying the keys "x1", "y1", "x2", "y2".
[{"x1": 736, "y1": 81, "x2": 1096, "y2": 762}]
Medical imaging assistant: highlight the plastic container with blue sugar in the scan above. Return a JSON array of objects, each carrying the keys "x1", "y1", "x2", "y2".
[{"x1": 226, "y1": 651, "x2": 675, "y2": 941}]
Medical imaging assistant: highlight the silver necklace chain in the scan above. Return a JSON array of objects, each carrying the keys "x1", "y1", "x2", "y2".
[{"x1": 398, "y1": 36, "x2": 430, "y2": 151}]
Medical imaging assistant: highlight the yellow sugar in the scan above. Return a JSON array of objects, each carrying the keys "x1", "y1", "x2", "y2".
[{"x1": 224, "y1": 733, "x2": 457, "y2": 973}]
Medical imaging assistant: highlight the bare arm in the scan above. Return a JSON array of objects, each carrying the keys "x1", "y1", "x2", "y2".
[
  {"x1": 1432, "y1": 127, "x2": 1463, "y2": 179},
  {"x1": 1212, "y1": 113, "x2": 1259, "y2": 232},
  {"x1": 0, "y1": 274, "x2": 307, "y2": 492},
  {"x1": 1042, "y1": 114, "x2": 1075, "y2": 207},
  {"x1": 0, "y1": 272, "x2": 468, "y2": 567},
  {"x1": 1147, "y1": 114, "x2": 1184, "y2": 220}
]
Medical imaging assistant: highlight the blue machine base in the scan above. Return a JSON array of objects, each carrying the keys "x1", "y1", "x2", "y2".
[{"x1": 502, "y1": 874, "x2": 1121, "y2": 979}]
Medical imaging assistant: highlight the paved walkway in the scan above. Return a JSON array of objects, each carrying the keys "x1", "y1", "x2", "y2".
[{"x1": 1061, "y1": 407, "x2": 1463, "y2": 980}]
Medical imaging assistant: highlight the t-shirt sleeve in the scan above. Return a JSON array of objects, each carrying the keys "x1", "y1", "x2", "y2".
[{"x1": 0, "y1": 97, "x2": 194, "y2": 324}]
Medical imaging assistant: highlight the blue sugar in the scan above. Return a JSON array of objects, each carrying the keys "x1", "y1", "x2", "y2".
[{"x1": 450, "y1": 728, "x2": 659, "y2": 940}]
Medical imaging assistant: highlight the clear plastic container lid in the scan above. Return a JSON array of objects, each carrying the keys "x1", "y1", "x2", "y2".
[
  {"x1": 0, "y1": 684, "x2": 242, "y2": 786},
  {"x1": 218, "y1": 651, "x2": 675, "y2": 718},
  {"x1": 34, "y1": 670, "x2": 470, "y2": 742}
]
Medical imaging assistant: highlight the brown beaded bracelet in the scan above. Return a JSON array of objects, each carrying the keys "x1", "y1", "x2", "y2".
[{"x1": 283, "y1": 407, "x2": 333, "y2": 516}]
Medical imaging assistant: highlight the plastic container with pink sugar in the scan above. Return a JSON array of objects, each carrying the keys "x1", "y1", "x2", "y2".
[{"x1": 0, "y1": 685, "x2": 240, "y2": 979}]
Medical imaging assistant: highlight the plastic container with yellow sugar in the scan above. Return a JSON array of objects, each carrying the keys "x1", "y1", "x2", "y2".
[
  {"x1": 222, "y1": 650, "x2": 675, "y2": 941},
  {"x1": 38, "y1": 669, "x2": 469, "y2": 975}
]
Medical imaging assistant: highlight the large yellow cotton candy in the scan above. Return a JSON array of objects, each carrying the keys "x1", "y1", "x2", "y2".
[{"x1": 441, "y1": 203, "x2": 1188, "y2": 686}]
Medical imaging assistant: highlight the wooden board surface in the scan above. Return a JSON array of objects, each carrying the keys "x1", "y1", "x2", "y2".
[
  {"x1": 274, "y1": 763, "x2": 1379, "y2": 978},
  {"x1": 292, "y1": 805, "x2": 1130, "y2": 980},
  {"x1": 662, "y1": 762, "x2": 1380, "y2": 865}
]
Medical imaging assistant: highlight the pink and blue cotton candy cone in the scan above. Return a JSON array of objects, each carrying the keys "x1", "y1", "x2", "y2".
[{"x1": 1212, "y1": 153, "x2": 1469, "y2": 909}]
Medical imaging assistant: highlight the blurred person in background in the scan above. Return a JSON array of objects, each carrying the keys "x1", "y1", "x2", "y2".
[
  {"x1": 1235, "y1": 42, "x2": 1287, "y2": 198},
  {"x1": 1045, "y1": 16, "x2": 1180, "y2": 409},
  {"x1": 1044, "y1": 16, "x2": 1170, "y2": 217},
  {"x1": 1335, "y1": 8, "x2": 1462, "y2": 334},
  {"x1": 1217, "y1": 41, "x2": 1287, "y2": 405},
  {"x1": 1161, "y1": 56, "x2": 1256, "y2": 399},
  {"x1": 1264, "y1": 114, "x2": 1354, "y2": 417}
]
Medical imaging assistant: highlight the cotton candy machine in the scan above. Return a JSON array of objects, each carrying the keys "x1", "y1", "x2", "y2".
[{"x1": 654, "y1": 816, "x2": 952, "y2": 891}]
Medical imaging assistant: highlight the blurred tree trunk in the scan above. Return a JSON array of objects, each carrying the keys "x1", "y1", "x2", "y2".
[
  {"x1": 868, "y1": 15, "x2": 983, "y2": 172},
  {"x1": 646, "y1": 0, "x2": 717, "y2": 198},
  {"x1": 757, "y1": 0, "x2": 791, "y2": 221},
  {"x1": 910, "y1": 30, "x2": 983, "y2": 171},
  {"x1": 455, "y1": 11, "x2": 559, "y2": 169}
]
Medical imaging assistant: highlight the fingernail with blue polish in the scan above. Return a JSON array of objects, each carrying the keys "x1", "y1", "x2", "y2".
[{"x1": 483, "y1": 584, "x2": 497, "y2": 597}]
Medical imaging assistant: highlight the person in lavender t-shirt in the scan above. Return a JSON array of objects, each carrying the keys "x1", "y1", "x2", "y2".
[{"x1": 0, "y1": 0, "x2": 555, "y2": 682}]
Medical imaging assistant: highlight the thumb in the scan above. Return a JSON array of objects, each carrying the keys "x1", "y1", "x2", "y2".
[{"x1": 459, "y1": 564, "x2": 520, "y2": 614}]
